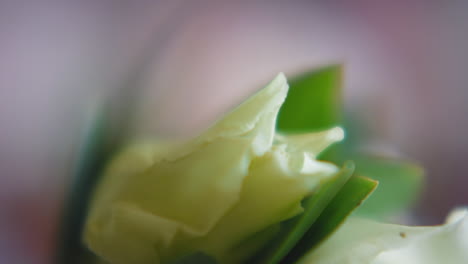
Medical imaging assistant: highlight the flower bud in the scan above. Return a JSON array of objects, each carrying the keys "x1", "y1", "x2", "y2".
[{"x1": 83, "y1": 74, "x2": 343, "y2": 264}]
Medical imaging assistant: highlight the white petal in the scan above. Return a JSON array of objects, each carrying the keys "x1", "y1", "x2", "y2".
[
  {"x1": 201, "y1": 73, "x2": 289, "y2": 155},
  {"x1": 276, "y1": 126, "x2": 344, "y2": 158},
  {"x1": 299, "y1": 209, "x2": 468, "y2": 264}
]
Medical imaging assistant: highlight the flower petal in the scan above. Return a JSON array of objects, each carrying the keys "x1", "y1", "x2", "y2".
[
  {"x1": 276, "y1": 126, "x2": 344, "y2": 158},
  {"x1": 298, "y1": 209, "x2": 468, "y2": 264},
  {"x1": 190, "y1": 146, "x2": 339, "y2": 263}
]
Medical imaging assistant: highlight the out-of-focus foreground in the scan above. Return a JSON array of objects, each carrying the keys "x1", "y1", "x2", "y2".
[{"x1": 1, "y1": 1, "x2": 467, "y2": 263}]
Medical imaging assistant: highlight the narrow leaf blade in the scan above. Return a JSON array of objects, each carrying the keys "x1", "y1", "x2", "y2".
[
  {"x1": 247, "y1": 161, "x2": 354, "y2": 264},
  {"x1": 282, "y1": 175, "x2": 378, "y2": 263}
]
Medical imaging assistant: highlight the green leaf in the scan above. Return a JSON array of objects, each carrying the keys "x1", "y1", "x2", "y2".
[
  {"x1": 282, "y1": 175, "x2": 378, "y2": 263},
  {"x1": 277, "y1": 65, "x2": 342, "y2": 133},
  {"x1": 56, "y1": 97, "x2": 136, "y2": 263},
  {"x1": 56, "y1": 101, "x2": 109, "y2": 264},
  {"x1": 247, "y1": 161, "x2": 354, "y2": 264},
  {"x1": 352, "y1": 156, "x2": 424, "y2": 219}
]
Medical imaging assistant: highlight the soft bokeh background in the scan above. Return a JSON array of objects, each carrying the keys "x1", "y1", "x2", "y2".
[{"x1": 1, "y1": 0, "x2": 467, "y2": 263}]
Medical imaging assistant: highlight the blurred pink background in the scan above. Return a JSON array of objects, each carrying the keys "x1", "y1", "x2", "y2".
[{"x1": 1, "y1": 1, "x2": 467, "y2": 263}]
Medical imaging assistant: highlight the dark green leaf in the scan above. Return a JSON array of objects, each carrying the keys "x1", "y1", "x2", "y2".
[
  {"x1": 56, "y1": 97, "x2": 137, "y2": 263},
  {"x1": 277, "y1": 65, "x2": 342, "y2": 133},
  {"x1": 55, "y1": 102, "x2": 110, "y2": 264},
  {"x1": 282, "y1": 175, "x2": 378, "y2": 263},
  {"x1": 247, "y1": 161, "x2": 354, "y2": 264},
  {"x1": 352, "y1": 156, "x2": 424, "y2": 219}
]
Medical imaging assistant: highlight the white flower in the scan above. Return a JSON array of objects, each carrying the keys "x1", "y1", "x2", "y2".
[
  {"x1": 299, "y1": 208, "x2": 468, "y2": 264},
  {"x1": 83, "y1": 73, "x2": 344, "y2": 264}
]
